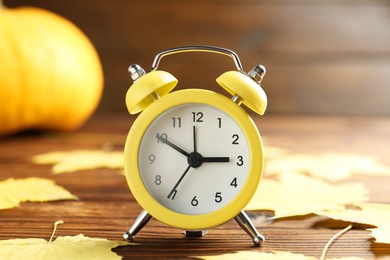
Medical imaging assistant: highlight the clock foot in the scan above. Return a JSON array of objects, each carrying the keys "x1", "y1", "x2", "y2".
[
  {"x1": 234, "y1": 210, "x2": 265, "y2": 247},
  {"x1": 123, "y1": 210, "x2": 152, "y2": 241},
  {"x1": 183, "y1": 230, "x2": 208, "y2": 237}
]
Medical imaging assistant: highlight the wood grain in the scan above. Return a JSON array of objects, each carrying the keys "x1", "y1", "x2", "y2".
[
  {"x1": 1, "y1": 114, "x2": 390, "y2": 259},
  {"x1": 4, "y1": 0, "x2": 390, "y2": 115}
]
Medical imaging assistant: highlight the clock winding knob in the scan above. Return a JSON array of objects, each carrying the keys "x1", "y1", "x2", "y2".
[
  {"x1": 128, "y1": 64, "x2": 146, "y2": 82},
  {"x1": 248, "y1": 65, "x2": 266, "y2": 84}
]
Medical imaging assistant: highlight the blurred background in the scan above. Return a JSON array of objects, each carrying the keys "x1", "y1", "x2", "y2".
[{"x1": 5, "y1": 0, "x2": 390, "y2": 116}]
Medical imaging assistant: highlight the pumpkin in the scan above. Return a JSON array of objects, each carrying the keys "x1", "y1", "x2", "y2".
[{"x1": 0, "y1": 4, "x2": 103, "y2": 136}]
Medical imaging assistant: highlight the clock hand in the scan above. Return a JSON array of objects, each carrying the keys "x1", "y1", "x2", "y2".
[
  {"x1": 193, "y1": 126, "x2": 229, "y2": 163},
  {"x1": 193, "y1": 125, "x2": 197, "y2": 153},
  {"x1": 167, "y1": 164, "x2": 192, "y2": 199},
  {"x1": 156, "y1": 134, "x2": 190, "y2": 157},
  {"x1": 202, "y1": 157, "x2": 230, "y2": 163}
]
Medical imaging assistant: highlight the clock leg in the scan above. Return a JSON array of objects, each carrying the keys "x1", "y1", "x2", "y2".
[
  {"x1": 123, "y1": 210, "x2": 152, "y2": 241},
  {"x1": 234, "y1": 210, "x2": 265, "y2": 247}
]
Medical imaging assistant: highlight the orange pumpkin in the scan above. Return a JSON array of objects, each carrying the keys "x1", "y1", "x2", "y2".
[{"x1": 0, "y1": 5, "x2": 103, "y2": 136}]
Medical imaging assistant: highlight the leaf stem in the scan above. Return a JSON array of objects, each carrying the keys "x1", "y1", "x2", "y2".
[
  {"x1": 320, "y1": 224, "x2": 353, "y2": 260},
  {"x1": 49, "y1": 220, "x2": 64, "y2": 243}
]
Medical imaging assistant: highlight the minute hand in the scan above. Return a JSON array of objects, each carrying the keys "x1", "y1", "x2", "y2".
[
  {"x1": 202, "y1": 157, "x2": 230, "y2": 163},
  {"x1": 156, "y1": 134, "x2": 190, "y2": 157}
]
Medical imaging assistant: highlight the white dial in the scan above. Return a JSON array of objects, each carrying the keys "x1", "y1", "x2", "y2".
[{"x1": 138, "y1": 103, "x2": 250, "y2": 215}]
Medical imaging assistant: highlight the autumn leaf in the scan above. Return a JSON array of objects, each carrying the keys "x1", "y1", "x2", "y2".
[
  {"x1": 265, "y1": 152, "x2": 390, "y2": 181},
  {"x1": 319, "y1": 203, "x2": 390, "y2": 244},
  {"x1": 0, "y1": 220, "x2": 130, "y2": 259},
  {"x1": 196, "y1": 225, "x2": 362, "y2": 260},
  {"x1": 245, "y1": 172, "x2": 369, "y2": 218},
  {"x1": 0, "y1": 178, "x2": 77, "y2": 210},
  {"x1": 264, "y1": 146, "x2": 289, "y2": 160},
  {"x1": 196, "y1": 250, "x2": 364, "y2": 260},
  {"x1": 32, "y1": 150, "x2": 124, "y2": 174},
  {"x1": 196, "y1": 250, "x2": 317, "y2": 260}
]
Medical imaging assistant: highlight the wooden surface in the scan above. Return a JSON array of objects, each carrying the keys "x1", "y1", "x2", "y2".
[
  {"x1": 4, "y1": 0, "x2": 390, "y2": 115},
  {"x1": 1, "y1": 114, "x2": 390, "y2": 259}
]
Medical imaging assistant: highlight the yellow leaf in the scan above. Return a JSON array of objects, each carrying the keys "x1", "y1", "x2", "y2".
[
  {"x1": 196, "y1": 250, "x2": 317, "y2": 260},
  {"x1": 32, "y1": 150, "x2": 124, "y2": 174},
  {"x1": 0, "y1": 177, "x2": 77, "y2": 210},
  {"x1": 0, "y1": 220, "x2": 129, "y2": 259},
  {"x1": 320, "y1": 203, "x2": 390, "y2": 244},
  {"x1": 264, "y1": 146, "x2": 289, "y2": 160},
  {"x1": 265, "y1": 152, "x2": 390, "y2": 181},
  {"x1": 196, "y1": 251, "x2": 364, "y2": 260},
  {"x1": 245, "y1": 173, "x2": 369, "y2": 218}
]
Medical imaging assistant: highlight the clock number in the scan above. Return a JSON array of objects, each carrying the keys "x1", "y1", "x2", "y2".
[
  {"x1": 171, "y1": 117, "x2": 182, "y2": 128},
  {"x1": 157, "y1": 133, "x2": 168, "y2": 143},
  {"x1": 232, "y1": 134, "x2": 239, "y2": 145},
  {"x1": 192, "y1": 112, "x2": 203, "y2": 123},
  {"x1": 217, "y1": 117, "x2": 222, "y2": 128},
  {"x1": 215, "y1": 192, "x2": 222, "y2": 203},
  {"x1": 236, "y1": 155, "x2": 244, "y2": 166},
  {"x1": 148, "y1": 154, "x2": 156, "y2": 164},
  {"x1": 155, "y1": 175, "x2": 162, "y2": 185},
  {"x1": 191, "y1": 196, "x2": 199, "y2": 206},
  {"x1": 230, "y1": 177, "x2": 238, "y2": 188}
]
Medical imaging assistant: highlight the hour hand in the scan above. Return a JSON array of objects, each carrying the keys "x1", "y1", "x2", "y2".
[
  {"x1": 156, "y1": 134, "x2": 190, "y2": 157},
  {"x1": 202, "y1": 157, "x2": 230, "y2": 163}
]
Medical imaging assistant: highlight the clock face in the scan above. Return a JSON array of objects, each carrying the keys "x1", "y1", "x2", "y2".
[{"x1": 138, "y1": 103, "x2": 250, "y2": 215}]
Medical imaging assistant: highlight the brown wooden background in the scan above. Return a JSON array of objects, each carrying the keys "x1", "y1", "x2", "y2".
[{"x1": 4, "y1": 0, "x2": 390, "y2": 116}]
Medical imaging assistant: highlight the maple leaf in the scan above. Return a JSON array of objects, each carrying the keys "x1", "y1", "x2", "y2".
[
  {"x1": 264, "y1": 146, "x2": 289, "y2": 160},
  {"x1": 245, "y1": 172, "x2": 369, "y2": 218},
  {"x1": 0, "y1": 178, "x2": 77, "y2": 210},
  {"x1": 319, "y1": 203, "x2": 390, "y2": 244},
  {"x1": 196, "y1": 250, "x2": 317, "y2": 260},
  {"x1": 32, "y1": 150, "x2": 124, "y2": 174},
  {"x1": 196, "y1": 250, "x2": 364, "y2": 260},
  {"x1": 265, "y1": 152, "x2": 390, "y2": 181},
  {"x1": 0, "y1": 220, "x2": 129, "y2": 259},
  {"x1": 196, "y1": 226, "x2": 363, "y2": 260}
]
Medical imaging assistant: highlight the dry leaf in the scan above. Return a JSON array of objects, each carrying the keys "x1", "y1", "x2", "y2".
[
  {"x1": 245, "y1": 172, "x2": 369, "y2": 218},
  {"x1": 0, "y1": 220, "x2": 129, "y2": 259},
  {"x1": 196, "y1": 227, "x2": 363, "y2": 260},
  {"x1": 319, "y1": 203, "x2": 390, "y2": 244},
  {"x1": 264, "y1": 146, "x2": 289, "y2": 160},
  {"x1": 0, "y1": 235, "x2": 128, "y2": 259},
  {"x1": 32, "y1": 150, "x2": 124, "y2": 174},
  {"x1": 196, "y1": 251, "x2": 364, "y2": 260},
  {"x1": 196, "y1": 251, "x2": 361, "y2": 260},
  {"x1": 196, "y1": 250, "x2": 317, "y2": 260},
  {"x1": 0, "y1": 178, "x2": 77, "y2": 210},
  {"x1": 265, "y1": 152, "x2": 390, "y2": 181}
]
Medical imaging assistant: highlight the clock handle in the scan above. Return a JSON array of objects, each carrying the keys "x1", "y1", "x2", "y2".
[
  {"x1": 123, "y1": 210, "x2": 152, "y2": 241},
  {"x1": 235, "y1": 210, "x2": 265, "y2": 247},
  {"x1": 150, "y1": 45, "x2": 244, "y2": 71}
]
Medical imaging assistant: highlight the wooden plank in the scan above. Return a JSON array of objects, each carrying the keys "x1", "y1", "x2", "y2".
[
  {"x1": 3, "y1": 0, "x2": 390, "y2": 115},
  {"x1": 6, "y1": 1, "x2": 389, "y2": 53},
  {"x1": 1, "y1": 115, "x2": 390, "y2": 259}
]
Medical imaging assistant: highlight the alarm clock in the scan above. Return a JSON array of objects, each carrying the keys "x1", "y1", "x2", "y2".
[{"x1": 123, "y1": 46, "x2": 267, "y2": 246}]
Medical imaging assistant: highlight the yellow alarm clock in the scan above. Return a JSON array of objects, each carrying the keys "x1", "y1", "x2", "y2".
[{"x1": 123, "y1": 46, "x2": 267, "y2": 246}]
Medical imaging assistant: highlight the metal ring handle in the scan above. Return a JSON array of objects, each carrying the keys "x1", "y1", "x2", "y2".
[{"x1": 150, "y1": 45, "x2": 244, "y2": 71}]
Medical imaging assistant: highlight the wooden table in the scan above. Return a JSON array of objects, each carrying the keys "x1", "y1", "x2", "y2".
[{"x1": 1, "y1": 114, "x2": 390, "y2": 259}]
